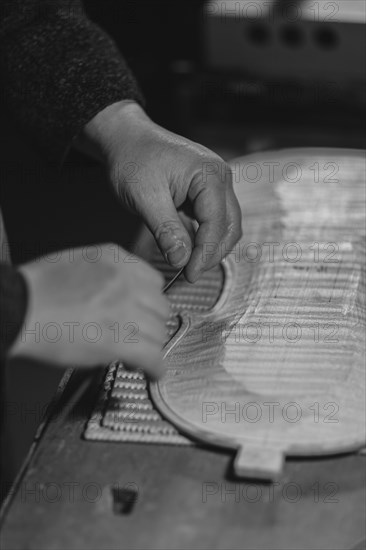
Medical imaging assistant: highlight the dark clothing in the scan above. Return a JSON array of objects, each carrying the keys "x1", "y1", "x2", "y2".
[
  {"x1": 0, "y1": 264, "x2": 27, "y2": 358},
  {"x1": 0, "y1": 0, "x2": 144, "y2": 353},
  {"x1": 0, "y1": 0, "x2": 144, "y2": 164},
  {"x1": 0, "y1": 209, "x2": 28, "y2": 357}
]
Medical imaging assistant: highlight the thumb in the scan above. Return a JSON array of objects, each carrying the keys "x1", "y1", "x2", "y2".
[{"x1": 140, "y1": 195, "x2": 192, "y2": 268}]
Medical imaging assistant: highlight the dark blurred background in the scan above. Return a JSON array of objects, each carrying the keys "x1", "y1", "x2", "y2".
[
  {"x1": 2, "y1": 0, "x2": 365, "y2": 264},
  {"x1": 86, "y1": 0, "x2": 365, "y2": 156},
  {"x1": 1, "y1": 0, "x2": 365, "y2": 493}
]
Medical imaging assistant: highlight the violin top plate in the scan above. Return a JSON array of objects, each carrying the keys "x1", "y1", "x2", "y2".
[{"x1": 151, "y1": 148, "x2": 366, "y2": 480}]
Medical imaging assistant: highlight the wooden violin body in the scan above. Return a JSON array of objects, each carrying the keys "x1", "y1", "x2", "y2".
[{"x1": 151, "y1": 148, "x2": 366, "y2": 480}]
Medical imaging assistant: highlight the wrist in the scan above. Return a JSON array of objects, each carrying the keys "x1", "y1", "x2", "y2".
[{"x1": 74, "y1": 100, "x2": 149, "y2": 163}]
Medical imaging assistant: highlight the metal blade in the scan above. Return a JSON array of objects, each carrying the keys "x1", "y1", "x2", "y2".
[{"x1": 163, "y1": 267, "x2": 185, "y2": 293}]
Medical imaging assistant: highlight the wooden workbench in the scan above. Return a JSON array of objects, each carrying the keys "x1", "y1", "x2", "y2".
[
  {"x1": 1, "y1": 147, "x2": 365, "y2": 549},
  {"x1": 0, "y1": 366, "x2": 365, "y2": 550}
]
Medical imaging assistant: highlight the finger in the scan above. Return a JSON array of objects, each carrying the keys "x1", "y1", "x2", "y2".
[
  {"x1": 132, "y1": 260, "x2": 166, "y2": 289},
  {"x1": 136, "y1": 291, "x2": 171, "y2": 322},
  {"x1": 102, "y1": 244, "x2": 166, "y2": 289},
  {"x1": 118, "y1": 304, "x2": 168, "y2": 346},
  {"x1": 184, "y1": 171, "x2": 227, "y2": 283},
  {"x1": 221, "y1": 184, "x2": 243, "y2": 260},
  {"x1": 137, "y1": 191, "x2": 193, "y2": 269},
  {"x1": 178, "y1": 210, "x2": 196, "y2": 243},
  {"x1": 137, "y1": 317, "x2": 168, "y2": 346}
]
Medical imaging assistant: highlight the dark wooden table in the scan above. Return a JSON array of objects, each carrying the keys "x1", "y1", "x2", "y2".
[{"x1": 0, "y1": 366, "x2": 365, "y2": 550}]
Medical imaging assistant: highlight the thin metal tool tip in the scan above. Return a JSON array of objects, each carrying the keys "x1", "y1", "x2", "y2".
[{"x1": 163, "y1": 266, "x2": 185, "y2": 293}]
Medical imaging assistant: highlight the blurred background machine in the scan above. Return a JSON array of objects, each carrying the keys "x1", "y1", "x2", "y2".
[
  {"x1": 87, "y1": 0, "x2": 365, "y2": 157},
  {"x1": 81, "y1": 1, "x2": 364, "y2": 160},
  {"x1": 192, "y1": 0, "x2": 366, "y2": 154},
  {"x1": 204, "y1": 0, "x2": 365, "y2": 86}
]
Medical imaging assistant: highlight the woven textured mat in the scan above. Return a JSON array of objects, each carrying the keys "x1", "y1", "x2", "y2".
[{"x1": 84, "y1": 247, "x2": 224, "y2": 444}]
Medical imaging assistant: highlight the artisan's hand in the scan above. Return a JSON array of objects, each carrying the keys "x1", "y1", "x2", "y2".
[
  {"x1": 10, "y1": 245, "x2": 170, "y2": 377},
  {"x1": 78, "y1": 101, "x2": 242, "y2": 283}
]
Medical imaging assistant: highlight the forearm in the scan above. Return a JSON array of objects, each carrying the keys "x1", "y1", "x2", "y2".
[
  {"x1": 73, "y1": 100, "x2": 147, "y2": 163},
  {"x1": 73, "y1": 100, "x2": 150, "y2": 163}
]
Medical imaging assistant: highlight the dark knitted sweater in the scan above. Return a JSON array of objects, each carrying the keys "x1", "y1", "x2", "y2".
[
  {"x1": 0, "y1": 0, "x2": 144, "y2": 355},
  {"x1": 0, "y1": 0, "x2": 144, "y2": 162}
]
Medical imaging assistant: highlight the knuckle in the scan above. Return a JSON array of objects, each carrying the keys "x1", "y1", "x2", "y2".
[
  {"x1": 221, "y1": 162, "x2": 233, "y2": 187},
  {"x1": 207, "y1": 158, "x2": 232, "y2": 189}
]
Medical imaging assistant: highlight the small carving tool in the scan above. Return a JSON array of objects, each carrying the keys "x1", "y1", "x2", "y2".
[{"x1": 163, "y1": 267, "x2": 185, "y2": 293}]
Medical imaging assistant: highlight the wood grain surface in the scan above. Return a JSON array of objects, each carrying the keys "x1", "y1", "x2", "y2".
[
  {"x1": 151, "y1": 148, "x2": 366, "y2": 480},
  {"x1": 0, "y1": 149, "x2": 365, "y2": 550}
]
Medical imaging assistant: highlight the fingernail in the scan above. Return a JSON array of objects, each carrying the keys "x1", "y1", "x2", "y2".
[{"x1": 166, "y1": 241, "x2": 189, "y2": 267}]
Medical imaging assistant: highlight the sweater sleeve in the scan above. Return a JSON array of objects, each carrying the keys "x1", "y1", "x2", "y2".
[
  {"x1": 0, "y1": 0, "x2": 145, "y2": 163},
  {"x1": 0, "y1": 263, "x2": 28, "y2": 358}
]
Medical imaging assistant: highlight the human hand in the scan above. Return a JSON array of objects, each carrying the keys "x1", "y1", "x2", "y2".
[
  {"x1": 78, "y1": 101, "x2": 242, "y2": 283},
  {"x1": 10, "y1": 245, "x2": 170, "y2": 377}
]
